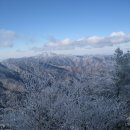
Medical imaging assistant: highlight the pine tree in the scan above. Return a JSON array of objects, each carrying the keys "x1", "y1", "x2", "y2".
[{"x1": 114, "y1": 48, "x2": 130, "y2": 97}]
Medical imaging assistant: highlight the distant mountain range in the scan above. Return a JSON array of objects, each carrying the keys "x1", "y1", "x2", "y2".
[{"x1": 1, "y1": 53, "x2": 114, "y2": 91}]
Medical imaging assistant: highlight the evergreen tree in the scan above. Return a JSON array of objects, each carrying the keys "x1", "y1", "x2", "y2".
[{"x1": 114, "y1": 48, "x2": 130, "y2": 97}]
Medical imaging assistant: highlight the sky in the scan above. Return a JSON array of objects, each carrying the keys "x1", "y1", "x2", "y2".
[{"x1": 0, "y1": 0, "x2": 130, "y2": 59}]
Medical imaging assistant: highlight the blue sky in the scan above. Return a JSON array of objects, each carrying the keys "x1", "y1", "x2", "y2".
[{"x1": 0, "y1": 0, "x2": 130, "y2": 59}]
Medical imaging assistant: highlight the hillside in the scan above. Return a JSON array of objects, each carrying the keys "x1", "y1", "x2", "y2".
[
  {"x1": 0, "y1": 63, "x2": 25, "y2": 129},
  {"x1": 0, "y1": 53, "x2": 130, "y2": 130}
]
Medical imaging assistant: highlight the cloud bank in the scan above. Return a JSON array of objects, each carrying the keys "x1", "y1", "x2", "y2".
[
  {"x1": 0, "y1": 29, "x2": 16, "y2": 47},
  {"x1": 32, "y1": 32, "x2": 130, "y2": 51}
]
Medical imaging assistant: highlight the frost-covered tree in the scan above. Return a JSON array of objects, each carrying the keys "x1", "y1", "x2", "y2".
[{"x1": 114, "y1": 48, "x2": 130, "y2": 97}]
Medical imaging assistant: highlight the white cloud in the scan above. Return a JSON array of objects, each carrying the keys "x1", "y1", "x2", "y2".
[
  {"x1": 1, "y1": 31, "x2": 130, "y2": 59},
  {"x1": 32, "y1": 32, "x2": 130, "y2": 52},
  {"x1": 110, "y1": 32, "x2": 125, "y2": 37},
  {"x1": 0, "y1": 29, "x2": 16, "y2": 47}
]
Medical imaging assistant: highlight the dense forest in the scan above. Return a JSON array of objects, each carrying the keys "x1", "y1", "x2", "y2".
[{"x1": 0, "y1": 48, "x2": 130, "y2": 130}]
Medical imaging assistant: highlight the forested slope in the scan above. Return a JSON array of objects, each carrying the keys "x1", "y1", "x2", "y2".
[{"x1": 0, "y1": 50, "x2": 130, "y2": 130}]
